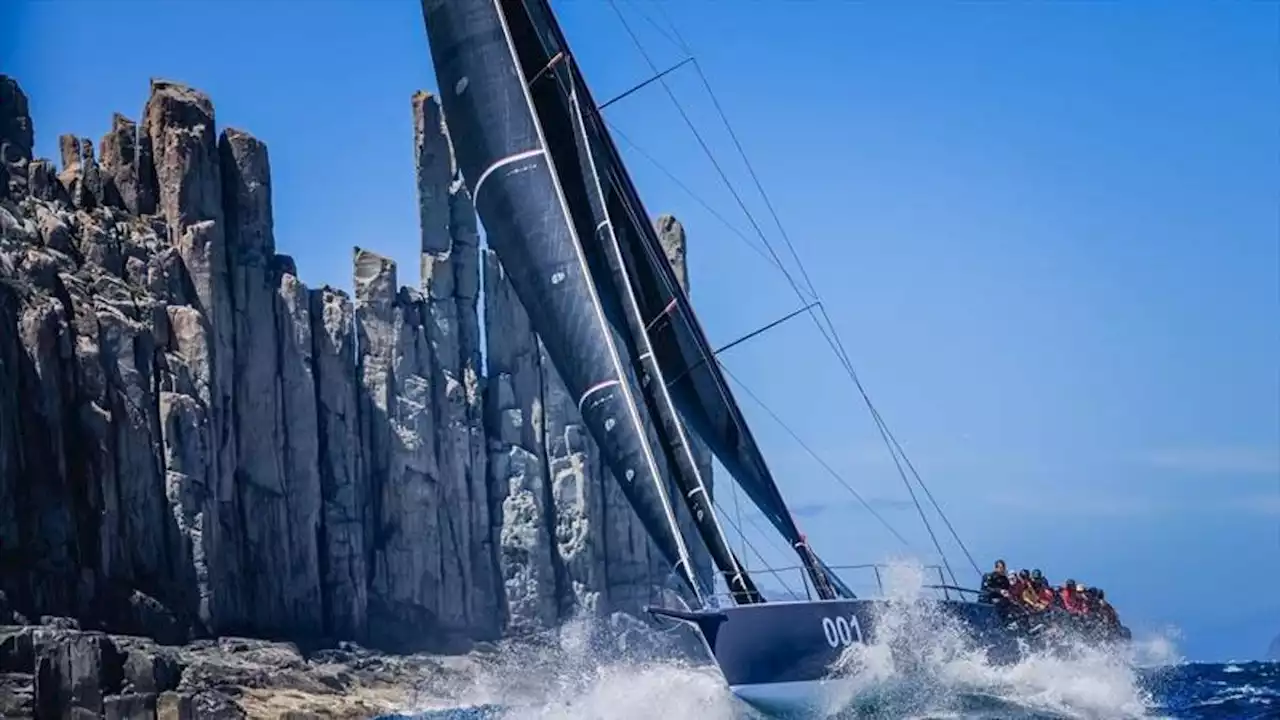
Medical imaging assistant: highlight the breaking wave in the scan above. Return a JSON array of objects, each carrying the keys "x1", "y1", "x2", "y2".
[
  {"x1": 385, "y1": 559, "x2": 1227, "y2": 719},
  {"x1": 818, "y1": 560, "x2": 1174, "y2": 718},
  {"x1": 399, "y1": 613, "x2": 738, "y2": 720}
]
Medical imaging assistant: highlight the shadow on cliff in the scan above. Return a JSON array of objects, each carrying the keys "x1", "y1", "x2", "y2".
[{"x1": 0, "y1": 68, "x2": 713, "y2": 661}]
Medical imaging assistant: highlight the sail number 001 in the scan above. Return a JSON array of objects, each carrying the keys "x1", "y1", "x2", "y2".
[{"x1": 820, "y1": 614, "x2": 864, "y2": 648}]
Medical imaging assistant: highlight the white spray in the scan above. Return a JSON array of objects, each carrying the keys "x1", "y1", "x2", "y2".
[{"x1": 399, "y1": 559, "x2": 1182, "y2": 719}]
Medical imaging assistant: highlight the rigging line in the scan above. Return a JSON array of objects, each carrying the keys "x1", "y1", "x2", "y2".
[
  {"x1": 866, "y1": 404, "x2": 960, "y2": 588},
  {"x1": 616, "y1": 0, "x2": 686, "y2": 54},
  {"x1": 717, "y1": 363, "x2": 914, "y2": 549},
  {"x1": 871, "y1": 402, "x2": 981, "y2": 577},
  {"x1": 603, "y1": 120, "x2": 791, "y2": 277},
  {"x1": 714, "y1": 302, "x2": 820, "y2": 357},
  {"x1": 729, "y1": 464, "x2": 748, "y2": 567},
  {"x1": 668, "y1": 40, "x2": 978, "y2": 581},
  {"x1": 686, "y1": 56, "x2": 819, "y2": 299},
  {"x1": 807, "y1": 299, "x2": 965, "y2": 585},
  {"x1": 650, "y1": 0, "x2": 693, "y2": 54},
  {"x1": 605, "y1": 0, "x2": 812, "y2": 297},
  {"x1": 607, "y1": 0, "x2": 971, "y2": 576},
  {"x1": 713, "y1": 498, "x2": 800, "y2": 599},
  {"x1": 598, "y1": 57, "x2": 694, "y2": 111},
  {"x1": 739, "y1": 505, "x2": 821, "y2": 600},
  {"x1": 734, "y1": 493, "x2": 803, "y2": 568},
  {"x1": 799, "y1": 300, "x2": 961, "y2": 584},
  {"x1": 663, "y1": 301, "x2": 820, "y2": 389}
]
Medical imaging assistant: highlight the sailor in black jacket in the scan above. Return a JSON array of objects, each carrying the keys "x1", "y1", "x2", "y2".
[{"x1": 980, "y1": 559, "x2": 1012, "y2": 604}]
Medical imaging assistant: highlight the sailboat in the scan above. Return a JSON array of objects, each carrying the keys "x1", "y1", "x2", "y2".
[{"x1": 416, "y1": 0, "x2": 1131, "y2": 715}]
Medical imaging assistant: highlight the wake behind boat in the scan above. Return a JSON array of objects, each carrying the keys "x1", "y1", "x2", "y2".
[{"x1": 415, "y1": 0, "x2": 1131, "y2": 715}]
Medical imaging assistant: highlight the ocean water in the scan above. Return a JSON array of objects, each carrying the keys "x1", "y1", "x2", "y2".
[
  {"x1": 387, "y1": 662, "x2": 1278, "y2": 719},
  {"x1": 376, "y1": 564, "x2": 1277, "y2": 719}
]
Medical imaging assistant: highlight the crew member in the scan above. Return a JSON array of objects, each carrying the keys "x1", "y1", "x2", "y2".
[
  {"x1": 1031, "y1": 570, "x2": 1053, "y2": 610},
  {"x1": 1018, "y1": 571, "x2": 1049, "y2": 611},
  {"x1": 1095, "y1": 588, "x2": 1120, "y2": 627},
  {"x1": 1058, "y1": 579, "x2": 1085, "y2": 615},
  {"x1": 981, "y1": 559, "x2": 1012, "y2": 605}
]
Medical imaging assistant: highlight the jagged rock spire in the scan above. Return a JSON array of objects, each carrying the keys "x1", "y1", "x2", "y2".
[{"x1": 0, "y1": 72, "x2": 710, "y2": 655}]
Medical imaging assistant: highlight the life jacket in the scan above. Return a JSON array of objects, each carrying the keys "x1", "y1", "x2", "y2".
[
  {"x1": 1019, "y1": 583, "x2": 1045, "y2": 610},
  {"x1": 1037, "y1": 587, "x2": 1054, "y2": 609},
  {"x1": 1059, "y1": 587, "x2": 1083, "y2": 614},
  {"x1": 1010, "y1": 578, "x2": 1029, "y2": 600}
]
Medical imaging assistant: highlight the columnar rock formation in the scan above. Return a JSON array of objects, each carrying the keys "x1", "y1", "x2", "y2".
[{"x1": 0, "y1": 74, "x2": 712, "y2": 651}]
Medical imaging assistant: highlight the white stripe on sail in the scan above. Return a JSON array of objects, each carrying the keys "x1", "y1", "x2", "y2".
[
  {"x1": 472, "y1": 147, "x2": 546, "y2": 200},
  {"x1": 577, "y1": 379, "x2": 621, "y2": 413}
]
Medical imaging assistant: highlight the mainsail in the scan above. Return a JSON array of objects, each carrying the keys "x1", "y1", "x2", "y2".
[
  {"x1": 418, "y1": 0, "x2": 704, "y2": 598},
  {"x1": 420, "y1": 0, "x2": 853, "y2": 604}
]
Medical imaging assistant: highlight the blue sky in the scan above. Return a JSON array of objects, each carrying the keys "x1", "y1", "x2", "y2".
[{"x1": 4, "y1": 1, "x2": 1276, "y2": 661}]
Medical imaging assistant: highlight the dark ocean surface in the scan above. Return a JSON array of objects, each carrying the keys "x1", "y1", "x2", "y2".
[{"x1": 380, "y1": 660, "x2": 1278, "y2": 719}]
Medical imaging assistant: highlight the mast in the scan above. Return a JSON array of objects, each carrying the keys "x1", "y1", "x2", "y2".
[
  {"x1": 517, "y1": 0, "x2": 845, "y2": 600},
  {"x1": 562, "y1": 62, "x2": 763, "y2": 606},
  {"x1": 418, "y1": 0, "x2": 704, "y2": 600}
]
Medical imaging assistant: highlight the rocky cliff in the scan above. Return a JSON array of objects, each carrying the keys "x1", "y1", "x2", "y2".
[{"x1": 0, "y1": 72, "x2": 711, "y2": 659}]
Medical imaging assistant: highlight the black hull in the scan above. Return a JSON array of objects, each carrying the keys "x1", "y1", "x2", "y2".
[{"x1": 650, "y1": 598, "x2": 1131, "y2": 716}]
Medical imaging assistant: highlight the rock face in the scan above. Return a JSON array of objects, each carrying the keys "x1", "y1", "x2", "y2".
[
  {"x1": 0, "y1": 623, "x2": 490, "y2": 719},
  {"x1": 0, "y1": 73, "x2": 712, "y2": 659}
]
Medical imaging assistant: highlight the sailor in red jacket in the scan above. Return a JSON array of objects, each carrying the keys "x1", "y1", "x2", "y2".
[{"x1": 1058, "y1": 579, "x2": 1085, "y2": 614}]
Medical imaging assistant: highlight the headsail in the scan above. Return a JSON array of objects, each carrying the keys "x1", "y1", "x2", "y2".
[
  {"x1": 419, "y1": 0, "x2": 704, "y2": 599},
  {"x1": 512, "y1": 0, "x2": 847, "y2": 600}
]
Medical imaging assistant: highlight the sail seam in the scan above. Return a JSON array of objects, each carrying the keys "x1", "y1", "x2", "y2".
[
  {"x1": 472, "y1": 147, "x2": 546, "y2": 201},
  {"x1": 576, "y1": 379, "x2": 621, "y2": 413},
  {"x1": 490, "y1": 0, "x2": 701, "y2": 601},
  {"x1": 645, "y1": 298, "x2": 678, "y2": 331},
  {"x1": 567, "y1": 79, "x2": 749, "y2": 594}
]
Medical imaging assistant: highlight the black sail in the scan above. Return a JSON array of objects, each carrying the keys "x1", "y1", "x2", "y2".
[
  {"x1": 554, "y1": 51, "x2": 764, "y2": 605},
  {"x1": 499, "y1": 0, "x2": 766, "y2": 605},
  {"x1": 515, "y1": 0, "x2": 847, "y2": 600},
  {"x1": 418, "y1": 0, "x2": 703, "y2": 598}
]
